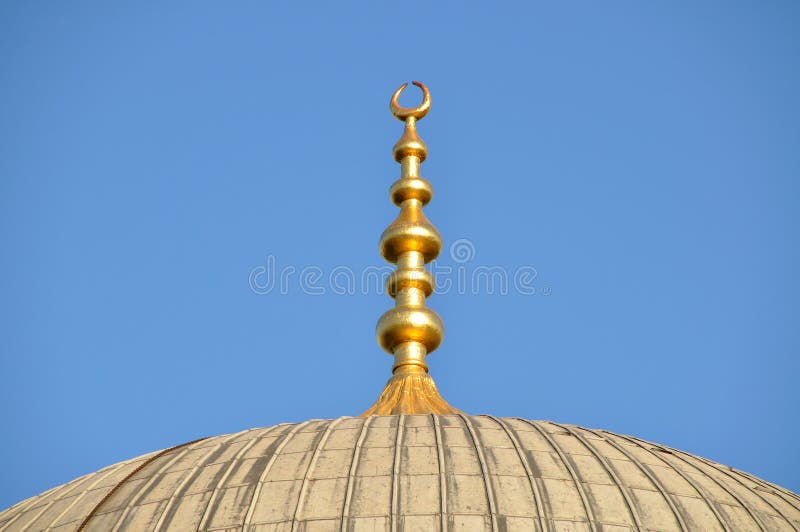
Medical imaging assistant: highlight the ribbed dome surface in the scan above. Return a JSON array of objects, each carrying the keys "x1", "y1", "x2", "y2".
[{"x1": 1, "y1": 415, "x2": 798, "y2": 531}]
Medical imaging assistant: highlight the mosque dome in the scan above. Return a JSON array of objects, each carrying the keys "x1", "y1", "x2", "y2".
[
  {"x1": 1, "y1": 415, "x2": 799, "y2": 531},
  {"x1": 3, "y1": 83, "x2": 798, "y2": 531}
]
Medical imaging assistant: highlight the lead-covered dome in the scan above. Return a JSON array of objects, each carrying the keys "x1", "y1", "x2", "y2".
[{"x1": 1, "y1": 415, "x2": 798, "y2": 531}]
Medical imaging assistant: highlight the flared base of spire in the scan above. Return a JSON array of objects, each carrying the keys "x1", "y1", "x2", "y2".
[{"x1": 360, "y1": 370, "x2": 461, "y2": 416}]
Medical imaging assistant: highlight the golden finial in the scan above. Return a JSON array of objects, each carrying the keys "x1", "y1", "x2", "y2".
[{"x1": 361, "y1": 82, "x2": 461, "y2": 416}]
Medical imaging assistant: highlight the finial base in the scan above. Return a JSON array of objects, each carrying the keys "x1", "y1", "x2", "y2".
[{"x1": 359, "y1": 370, "x2": 461, "y2": 416}]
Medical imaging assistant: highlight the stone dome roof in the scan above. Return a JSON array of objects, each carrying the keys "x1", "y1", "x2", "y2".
[{"x1": 1, "y1": 415, "x2": 798, "y2": 531}]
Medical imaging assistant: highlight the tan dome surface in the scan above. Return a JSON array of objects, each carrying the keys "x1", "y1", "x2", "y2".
[{"x1": 1, "y1": 415, "x2": 798, "y2": 531}]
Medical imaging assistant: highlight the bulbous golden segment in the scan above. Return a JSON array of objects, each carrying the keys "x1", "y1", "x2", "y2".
[
  {"x1": 390, "y1": 176, "x2": 433, "y2": 206},
  {"x1": 393, "y1": 119, "x2": 428, "y2": 162},
  {"x1": 376, "y1": 306, "x2": 444, "y2": 354},
  {"x1": 379, "y1": 200, "x2": 442, "y2": 263},
  {"x1": 386, "y1": 268, "x2": 434, "y2": 297}
]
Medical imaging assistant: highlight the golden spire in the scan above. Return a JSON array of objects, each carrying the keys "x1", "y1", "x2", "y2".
[{"x1": 361, "y1": 82, "x2": 461, "y2": 416}]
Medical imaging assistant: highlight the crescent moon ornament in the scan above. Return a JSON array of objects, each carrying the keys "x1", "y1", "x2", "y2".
[{"x1": 390, "y1": 81, "x2": 431, "y2": 121}]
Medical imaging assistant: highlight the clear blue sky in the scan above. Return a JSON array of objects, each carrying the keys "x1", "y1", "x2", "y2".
[{"x1": 1, "y1": 1, "x2": 798, "y2": 509}]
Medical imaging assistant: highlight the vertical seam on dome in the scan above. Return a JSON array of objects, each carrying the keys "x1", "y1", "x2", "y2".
[
  {"x1": 516, "y1": 418, "x2": 598, "y2": 532},
  {"x1": 1, "y1": 481, "x2": 69, "y2": 529},
  {"x1": 17, "y1": 464, "x2": 125, "y2": 532},
  {"x1": 551, "y1": 422, "x2": 645, "y2": 531},
  {"x1": 665, "y1": 446, "x2": 768, "y2": 531},
  {"x1": 390, "y1": 414, "x2": 405, "y2": 532},
  {"x1": 340, "y1": 416, "x2": 375, "y2": 531},
  {"x1": 17, "y1": 500, "x2": 56, "y2": 532},
  {"x1": 1, "y1": 500, "x2": 46, "y2": 531},
  {"x1": 432, "y1": 414, "x2": 447, "y2": 532},
  {"x1": 606, "y1": 432, "x2": 731, "y2": 532},
  {"x1": 487, "y1": 416, "x2": 549, "y2": 532},
  {"x1": 688, "y1": 453, "x2": 799, "y2": 531},
  {"x1": 290, "y1": 417, "x2": 345, "y2": 531},
  {"x1": 14, "y1": 460, "x2": 130, "y2": 532},
  {"x1": 458, "y1": 414, "x2": 499, "y2": 532},
  {"x1": 194, "y1": 429, "x2": 274, "y2": 531},
  {"x1": 241, "y1": 420, "x2": 311, "y2": 529},
  {"x1": 735, "y1": 468, "x2": 800, "y2": 507},
  {"x1": 108, "y1": 442, "x2": 200, "y2": 531},
  {"x1": 42, "y1": 456, "x2": 146, "y2": 531},
  {"x1": 75, "y1": 437, "x2": 208, "y2": 532},
  {"x1": 153, "y1": 430, "x2": 245, "y2": 531},
  {"x1": 583, "y1": 427, "x2": 689, "y2": 532}
]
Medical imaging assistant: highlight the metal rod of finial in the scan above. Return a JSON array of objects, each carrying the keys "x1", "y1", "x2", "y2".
[
  {"x1": 361, "y1": 81, "x2": 461, "y2": 416},
  {"x1": 390, "y1": 81, "x2": 431, "y2": 121}
]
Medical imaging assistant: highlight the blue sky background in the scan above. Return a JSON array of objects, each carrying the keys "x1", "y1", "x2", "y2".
[{"x1": 1, "y1": 1, "x2": 798, "y2": 508}]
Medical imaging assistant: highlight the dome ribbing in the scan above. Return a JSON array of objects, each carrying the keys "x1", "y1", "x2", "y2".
[{"x1": 1, "y1": 415, "x2": 798, "y2": 531}]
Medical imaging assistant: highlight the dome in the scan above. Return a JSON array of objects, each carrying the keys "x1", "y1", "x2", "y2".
[{"x1": 1, "y1": 415, "x2": 798, "y2": 531}]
